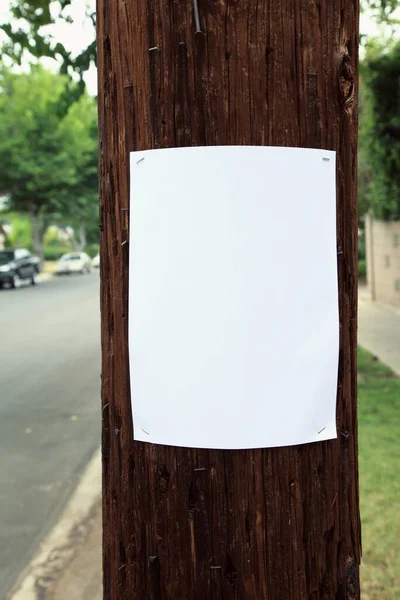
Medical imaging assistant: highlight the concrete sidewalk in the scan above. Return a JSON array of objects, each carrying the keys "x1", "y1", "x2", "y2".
[
  {"x1": 11, "y1": 286, "x2": 400, "y2": 600},
  {"x1": 37, "y1": 272, "x2": 53, "y2": 283},
  {"x1": 46, "y1": 503, "x2": 102, "y2": 600},
  {"x1": 358, "y1": 285, "x2": 400, "y2": 375},
  {"x1": 8, "y1": 450, "x2": 102, "y2": 600}
]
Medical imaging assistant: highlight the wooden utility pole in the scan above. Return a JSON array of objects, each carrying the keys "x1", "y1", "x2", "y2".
[{"x1": 97, "y1": 1, "x2": 361, "y2": 598}]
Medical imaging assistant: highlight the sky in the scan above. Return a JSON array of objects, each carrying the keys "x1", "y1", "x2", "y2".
[{"x1": 0, "y1": 0, "x2": 394, "y2": 96}]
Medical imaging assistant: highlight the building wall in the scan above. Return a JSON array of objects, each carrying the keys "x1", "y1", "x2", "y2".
[{"x1": 365, "y1": 213, "x2": 400, "y2": 307}]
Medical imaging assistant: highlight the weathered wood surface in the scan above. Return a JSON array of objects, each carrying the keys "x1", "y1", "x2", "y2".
[{"x1": 97, "y1": 0, "x2": 360, "y2": 597}]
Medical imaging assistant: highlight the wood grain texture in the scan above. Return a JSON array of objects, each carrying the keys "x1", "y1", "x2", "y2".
[{"x1": 97, "y1": 1, "x2": 360, "y2": 598}]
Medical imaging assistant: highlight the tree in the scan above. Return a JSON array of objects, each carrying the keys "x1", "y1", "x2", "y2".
[
  {"x1": 98, "y1": 0, "x2": 360, "y2": 598},
  {"x1": 360, "y1": 41, "x2": 400, "y2": 219},
  {"x1": 0, "y1": 0, "x2": 96, "y2": 86},
  {"x1": 362, "y1": 0, "x2": 400, "y2": 22},
  {"x1": 57, "y1": 91, "x2": 98, "y2": 249},
  {"x1": 358, "y1": 76, "x2": 374, "y2": 220},
  {"x1": 0, "y1": 66, "x2": 98, "y2": 258}
]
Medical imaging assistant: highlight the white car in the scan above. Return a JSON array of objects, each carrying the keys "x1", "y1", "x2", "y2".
[
  {"x1": 56, "y1": 252, "x2": 92, "y2": 275},
  {"x1": 92, "y1": 253, "x2": 100, "y2": 268}
]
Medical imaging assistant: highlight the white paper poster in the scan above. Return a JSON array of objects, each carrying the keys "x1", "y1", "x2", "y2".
[{"x1": 129, "y1": 146, "x2": 338, "y2": 449}]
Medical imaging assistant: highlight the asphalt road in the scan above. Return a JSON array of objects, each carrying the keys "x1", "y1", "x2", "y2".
[{"x1": 0, "y1": 272, "x2": 101, "y2": 598}]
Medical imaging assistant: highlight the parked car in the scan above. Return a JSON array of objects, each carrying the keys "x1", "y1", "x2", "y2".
[
  {"x1": 92, "y1": 253, "x2": 100, "y2": 268},
  {"x1": 0, "y1": 248, "x2": 40, "y2": 289},
  {"x1": 56, "y1": 252, "x2": 92, "y2": 275}
]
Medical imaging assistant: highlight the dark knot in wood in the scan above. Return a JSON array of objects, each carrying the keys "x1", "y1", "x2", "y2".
[
  {"x1": 345, "y1": 556, "x2": 359, "y2": 599},
  {"x1": 339, "y1": 53, "x2": 355, "y2": 113}
]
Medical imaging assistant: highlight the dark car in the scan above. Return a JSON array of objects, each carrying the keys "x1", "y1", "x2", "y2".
[{"x1": 0, "y1": 248, "x2": 40, "y2": 289}]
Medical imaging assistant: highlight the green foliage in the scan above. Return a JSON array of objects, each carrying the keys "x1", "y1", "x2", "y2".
[
  {"x1": 85, "y1": 216, "x2": 99, "y2": 246},
  {"x1": 358, "y1": 229, "x2": 366, "y2": 260},
  {"x1": 59, "y1": 92, "x2": 99, "y2": 221},
  {"x1": 360, "y1": 41, "x2": 400, "y2": 220},
  {"x1": 43, "y1": 244, "x2": 72, "y2": 261},
  {"x1": 43, "y1": 227, "x2": 63, "y2": 245},
  {"x1": 43, "y1": 234, "x2": 69, "y2": 248},
  {"x1": 0, "y1": 211, "x2": 33, "y2": 250},
  {"x1": 0, "y1": 1, "x2": 96, "y2": 83},
  {"x1": 0, "y1": 66, "x2": 93, "y2": 210},
  {"x1": 0, "y1": 65, "x2": 98, "y2": 255},
  {"x1": 85, "y1": 243, "x2": 99, "y2": 258},
  {"x1": 358, "y1": 259, "x2": 367, "y2": 278},
  {"x1": 362, "y1": 0, "x2": 400, "y2": 24},
  {"x1": 61, "y1": 96, "x2": 99, "y2": 248},
  {"x1": 358, "y1": 77, "x2": 374, "y2": 219}
]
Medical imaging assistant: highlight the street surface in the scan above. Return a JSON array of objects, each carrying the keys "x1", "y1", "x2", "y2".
[{"x1": 0, "y1": 273, "x2": 101, "y2": 598}]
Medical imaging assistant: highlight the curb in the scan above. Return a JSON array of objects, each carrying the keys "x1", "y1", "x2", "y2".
[
  {"x1": 37, "y1": 272, "x2": 54, "y2": 283},
  {"x1": 8, "y1": 448, "x2": 101, "y2": 600}
]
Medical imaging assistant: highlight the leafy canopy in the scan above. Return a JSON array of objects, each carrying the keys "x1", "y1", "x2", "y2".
[
  {"x1": 0, "y1": 0, "x2": 96, "y2": 83},
  {"x1": 360, "y1": 41, "x2": 400, "y2": 219},
  {"x1": 0, "y1": 65, "x2": 98, "y2": 219},
  {"x1": 362, "y1": 0, "x2": 400, "y2": 22}
]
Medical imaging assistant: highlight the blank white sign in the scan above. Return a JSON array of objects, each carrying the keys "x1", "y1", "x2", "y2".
[{"x1": 129, "y1": 146, "x2": 338, "y2": 449}]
